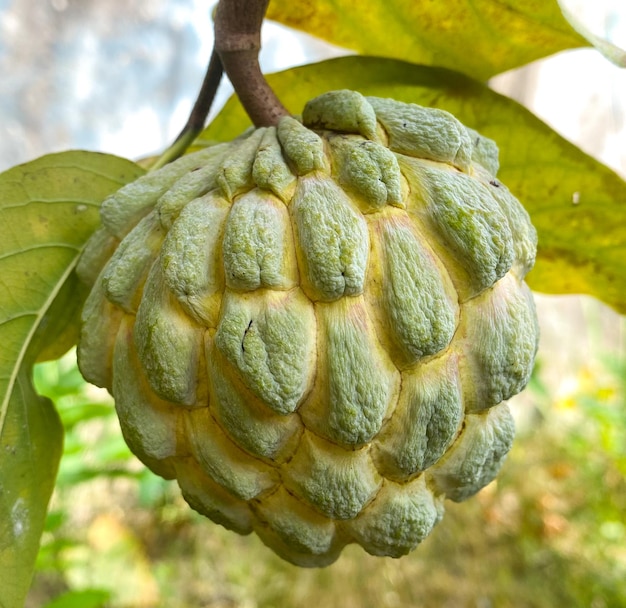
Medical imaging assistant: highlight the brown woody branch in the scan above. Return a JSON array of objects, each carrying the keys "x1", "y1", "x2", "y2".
[
  {"x1": 150, "y1": 49, "x2": 224, "y2": 169},
  {"x1": 214, "y1": 0, "x2": 289, "y2": 127},
  {"x1": 177, "y1": 48, "x2": 224, "y2": 140}
]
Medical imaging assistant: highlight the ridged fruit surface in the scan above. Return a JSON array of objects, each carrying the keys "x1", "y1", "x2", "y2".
[{"x1": 77, "y1": 90, "x2": 539, "y2": 567}]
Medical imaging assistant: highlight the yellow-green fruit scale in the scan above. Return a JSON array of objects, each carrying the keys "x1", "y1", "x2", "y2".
[{"x1": 77, "y1": 90, "x2": 539, "y2": 567}]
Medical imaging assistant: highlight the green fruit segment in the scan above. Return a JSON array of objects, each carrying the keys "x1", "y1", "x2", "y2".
[
  {"x1": 302, "y1": 89, "x2": 378, "y2": 140},
  {"x1": 293, "y1": 175, "x2": 369, "y2": 301},
  {"x1": 76, "y1": 227, "x2": 119, "y2": 287},
  {"x1": 330, "y1": 136, "x2": 403, "y2": 211},
  {"x1": 222, "y1": 190, "x2": 297, "y2": 291},
  {"x1": 277, "y1": 116, "x2": 326, "y2": 176},
  {"x1": 349, "y1": 476, "x2": 442, "y2": 557},
  {"x1": 155, "y1": 145, "x2": 230, "y2": 230},
  {"x1": 374, "y1": 355, "x2": 463, "y2": 478},
  {"x1": 460, "y1": 275, "x2": 539, "y2": 410},
  {"x1": 185, "y1": 407, "x2": 279, "y2": 501},
  {"x1": 101, "y1": 212, "x2": 164, "y2": 313},
  {"x1": 254, "y1": 486, "x2": 339, "y2": 567},
  {"x1": 176, "y1": 459, "x2": 254, "y2": 535},
  {"x1": 479, "y1": 172, "x2": 537, "y2": 278},
  {"x1": 134, "y1": 263, "x2": 201, "y2": 406},
  {"x1": 284, "y1": 433, "x2": 382, "y2": 519},
  {"x1": 379, "y1": 216, "x2": 457, "y2": 362},
  {"x1": 301, "y1": 297, "x2": 398, "y2": 447},
  {"x1": 160, "y1": 192, "x2": 229, "y2": 327},
  {"x1": 216, "y1": 129, "x2": 266, "y2": 200},
  {"x1": 253, "y1": 128, "x2": 297, "y2": 201},
  {"x1": 113, "y1": 317, "x2": 179, "y2": 479},
  {"x1": 466, "y1": 128, "x2": 500, "y2": 175},
  {"x1": 367, "y1": 97, "x2": 473, "y2": 171},
  {"x1": 209, "y1": 352, "x2": 303, "y2": 461},
  {"x1": 77, "y1": 279, "x2": 124, "y2": 389},
  {"x1": 430, "y1": 402, "x2": 516, "y2": 502},
  {"x1": 214, "y1": 290, "x2": 315, "y2": 416},
  {"x1": 100, "y1": 146, "x2": 224, "y2": 238}
]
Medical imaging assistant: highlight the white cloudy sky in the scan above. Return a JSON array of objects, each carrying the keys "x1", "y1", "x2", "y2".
[{"x1": 0, "y1": 0, "x2": 624, "y2": 175}]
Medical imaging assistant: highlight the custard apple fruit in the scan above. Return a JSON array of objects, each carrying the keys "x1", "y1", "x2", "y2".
[{"x1": 77, "y1": 90, "x2": 539, "y2": 567}]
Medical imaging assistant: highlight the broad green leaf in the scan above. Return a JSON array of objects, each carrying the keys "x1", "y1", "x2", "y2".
[
  {"x1": 0, "y1": 151, "x2": 143, "y2": 608},
  {"x1": 557, "y1": 0, "x2": 626, "y2": 67},
  {"x1": 267, "y1": 0, "x2": 587, "y2": 80},
  {"x1": 200, "y1": 56, "x2": 626, "y2": 313}
]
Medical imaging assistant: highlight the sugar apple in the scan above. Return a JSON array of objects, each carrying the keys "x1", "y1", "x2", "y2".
[{"x1": 77, "y1": 90, "x2": 539, "y2": 567}]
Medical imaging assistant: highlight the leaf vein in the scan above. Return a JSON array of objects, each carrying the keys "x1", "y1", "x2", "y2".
[{"x1": 0, "y1": 243, "x2": 80, "y2": 263}]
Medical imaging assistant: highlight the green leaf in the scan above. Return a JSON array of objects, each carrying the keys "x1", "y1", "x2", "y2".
[
  {"x1": 0, "y1": 372, "x2": 62, "y2": 608},
  {"x1": 200, "y1": 56, "x2": 626, "y2": 313},
  {"x1": 267, "y1": 0, "x2": 588, "y2": 80},
  {"x1": 557, "y1": 0, "x2": 626, "y2": 67},
  {"x1": 43, "y1": 589, "x2": 110, "y2": 608},
  {"x1": 0, "y1": 151, "x2": 143, "y2": 608}
]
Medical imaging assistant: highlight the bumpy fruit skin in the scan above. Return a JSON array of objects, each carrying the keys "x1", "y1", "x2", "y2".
[{"x1": 77, "y1": 90, "x2": 539, "y2": 567}]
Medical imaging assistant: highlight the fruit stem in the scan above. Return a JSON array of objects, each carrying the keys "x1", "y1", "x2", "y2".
[
  {"x1": 214, "y1": 0, "x2": 290, "y2": 127},
  {"x1": 150, "y1": 49, "x2": 224, "y2": 171}
]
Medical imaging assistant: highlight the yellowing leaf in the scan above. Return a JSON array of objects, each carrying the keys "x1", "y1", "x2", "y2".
[
  {"x1": 200, "y1": 56, "x2": 626, "y2": 313},
  {"x1": 557, "y1": 0, "x2": 626, "y2": 67},
  {"x1": 266, "y1": 0, "x2": 588, "y2": 80},
  {"x1": 0, "y1": 151, "x2": 143, "y2": 608}
]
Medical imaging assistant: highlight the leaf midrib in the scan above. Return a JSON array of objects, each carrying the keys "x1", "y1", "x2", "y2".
[{"x1": 0, "y1": 256, "x2": 79, "y2": 434}]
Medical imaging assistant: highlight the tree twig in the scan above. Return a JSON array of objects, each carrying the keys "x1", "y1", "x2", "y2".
[
  {"x1": 150, "y1": 49, "x2": 224, "y2": 171},
  {"x1": 214, "y1": 0, "x2": 289, "y2": 127}
]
